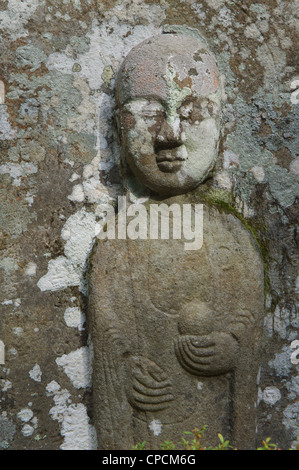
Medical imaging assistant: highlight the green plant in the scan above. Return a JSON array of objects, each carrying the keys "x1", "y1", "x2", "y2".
[
  {"x1": 257, "y1": 437, "x2": 281, "y2": 451},
  {"x1": 160, "y1": 440, "x2": 176, "y2": 450},
  {"x1": 209, "y1": 433, "x2": 234, "y2": 451},
  {"x1": 180, "y1": 425, "x2": 209, "y2": 450},
  {"x1": 131, "y1": 441, "x2": 147, "y2": 450},
  {"x1": 132, "y1": 426, "x2": 299, "y2": 451}
]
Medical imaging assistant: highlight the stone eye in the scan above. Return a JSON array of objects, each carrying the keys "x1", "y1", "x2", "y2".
[
  {"x1": 180, "y1": 102, "x2": 204, "y2": 123},
  {"x1": 142, "y1": 110, "x2": 164, "y2": 121},
  {"x1": 179, "y1": 103, "x2": 193, "y2": 120}
]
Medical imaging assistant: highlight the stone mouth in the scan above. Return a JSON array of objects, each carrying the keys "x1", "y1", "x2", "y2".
[
  {"x1": 155, "y1": 140, "x2": 183, "y2": 156},
  {"x1": 153, "y1": 137, "x2": 186, "y2": 172},
  {"x1": 156, "y1": 146, "x2": 185, "y2": 161},
  {"x1": 155, "y1": 146, "x2": 185, "y2": 172},
  {"x1": 156, "y1": 159, "x2": 183, "y2": 173}
]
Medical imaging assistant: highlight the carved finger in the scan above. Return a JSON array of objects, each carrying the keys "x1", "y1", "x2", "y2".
[
  {"x1": 132, "y1": 391, "x2": 174, "y2": 406},
  {"x1": 131, "y1": 400, "x2": 173, "y2": 412},
  {"x1": 175, "y1": 339, "x2": 214, "y2": 375},
  {"x1": 131, "y1": 356, "x2": 168, "y2": 383},
  {"x1": 133, "y1": 370, "x2": 171, "y2": 389},
  {"x1": 133, "y1": 377, "x2": 172, "y2": 397},
  {"x1": 147, "y1": 362, "x2": 168, "y2": 383},
  {"x1": 103, "y1": 346, "x2": 123, "y2": 397},
  {"x1": 185, "y1": 337, "x2": 216, "y2": 357},
  {"x1": 181, "y1": 338, "x2": 214, "y2": 365},
  {"x1": 187, "y1": 335, "x2": 216, "y2": 348}
]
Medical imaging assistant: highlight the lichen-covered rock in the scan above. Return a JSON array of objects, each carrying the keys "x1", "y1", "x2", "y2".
[{"x1": 0, "y1": 0, "x2": 298, "y2": 450}]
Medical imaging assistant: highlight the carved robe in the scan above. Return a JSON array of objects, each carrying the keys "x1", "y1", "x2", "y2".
[{"x1": 88, "y1": 197, "x2": 264, "y2": 449}]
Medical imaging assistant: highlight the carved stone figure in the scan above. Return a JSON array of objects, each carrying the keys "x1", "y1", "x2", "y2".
[{"x1": 88, "y1": 33, "x2": 264, "y2": 450}]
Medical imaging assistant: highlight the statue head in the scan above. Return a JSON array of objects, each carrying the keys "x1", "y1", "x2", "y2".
[{"x1": 116, "y1": 33, "x2": 221, "y2": 196}]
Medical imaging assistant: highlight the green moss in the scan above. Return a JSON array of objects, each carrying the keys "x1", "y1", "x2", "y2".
[
  {"x1": 163, "y1": 66, "x2": 191, "y2": 123},
  {"x1": 193, "y1": 187, "x2": 270, "y2": 300},
  {"x1": 101, "y1": 65, "x2": 114, "y2": 87}
]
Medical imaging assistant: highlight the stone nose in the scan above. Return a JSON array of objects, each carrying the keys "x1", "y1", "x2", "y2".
[{"x1": 155, "y1": 118, "x2": 183, "y2": 150}]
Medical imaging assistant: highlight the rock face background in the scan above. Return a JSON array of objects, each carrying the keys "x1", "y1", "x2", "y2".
[{"x1": 0, "y1": 0, "x2": 298, "y2": 450}]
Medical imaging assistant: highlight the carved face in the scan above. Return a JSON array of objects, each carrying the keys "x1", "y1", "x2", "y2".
[{"x1": 117, "y1": 34, "x2": 222, "y2": 196}]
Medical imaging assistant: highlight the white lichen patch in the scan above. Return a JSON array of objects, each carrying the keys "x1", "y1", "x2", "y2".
[
  {"x1": 60, "y1": 404, "x2": 97, "y2": 450},
  {"x1": 0, "y1": 379, "x2": 12, "y2": 392},
  {"x1": 16, "y1": 45, "x2": 47, "y2": 72},
  {"x1": 17, "y1": 408, "x2": 33, "y2": 423},
  {"x1": 12, "y1": 327, "x2": 23, "y2": 337},
  {"x1": 285, "y1": 375, "x2": 299, "y2": 401},
  {"x1": 164, "y1": 65, "x2": 192, "y2": 125},
  {"x1": 149, "y1": 419, "x2": 162, "y2": 436},
  {"x1": 66, "y1": 75, "x2": 97, "y2": 134},
  {"x1": 29, "y1": 364, "x2": 42, "y2": 383},
  {"x1": 46, "y1": 381, "x2": 71, "y2": 423},
  {"x1": 0, "y1": 106, "x2": 17, "y2": 140},
  {"x1": 256, "y1": 39, "x2": 287, "y2": 90},
  {"x1": 0, "y1": 0, "x2": 40, "y2": 40},
  {"x1": 0, "y1": 81, "x2": 5, "y2": 104},
  {"x1": 56, "y1": 347, "x2": 92, "y2": 389},
  {"x1": 0, "y1": 257, "x2": 18, "y2": 274},
  {"x1": 46, "y1": 380, "x2": 97, "y2": 450},
  {"x1": 63, "y1": 209, "x2": 97, "y2": 268},
  {"x1": 68, "y1": 184, "x2": 85, "y2": 203},
  {"x1": 206, "y1": 0, "x2": 226, "y2": 9},
  {"x1": 21, "y1": 424, "x2": 34, "y2": 437},
  {"x1": 25, "y1": 262, "x2": 37, "y2": 276},
  {"x1": 1, "y1": 299, "x2": 13, "y2": 306},
  {"x1": 0, "y1": 162, "x2": 38, "y2": 186},
  {"x1": 290, "y1": 340, "x2": 299, "y2": 365},
  {"x1": 37, "y1": 256, "x2": 81, "y2": 292},
  {"x1": 37, "y1": 208, "x2": 97, "y2": 293},
  {"x1": 250, "y1": 166, "x2": 265, "y2": 183},
  {"x1": 215, "y1": 170, "x2": 232, "y2": 190},
  {"x1": 64, "y1": 307, "x2": 85, "y2": 331},
  {"x1": 223, "y1": 150, "x2": 239, "y2": 169},
  {"x1": 290, "y1": 158, "x2": 299, "y2": 176},
  {"x1": 244, "y1": 23, "x2": 264, "y2": 42},
  {"x1": 46, "y1": 19, "x2": 161, "y2": 90},
  {"x1": 262, "y1": 387, "x2": 282, "y2": 406},
  {"x1": 269, "y1": 346, "x2": 293, "y2": 378},
  {"x1": 283, "y1": 402, "x2": 299, "y2": 439},
  {"x1": 69, "y1": 172, "x2": 80, "y2": 182}
]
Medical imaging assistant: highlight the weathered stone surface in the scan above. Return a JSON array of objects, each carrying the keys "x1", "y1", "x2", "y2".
[
  {"x1": 0, "y1": 0, "x2": 297, "y2": 450},
  {"x1": 88, "y1": 33, "x2": 264, "y2": 450},
  {"x1": 117, "y1": 33, "x2": 221, "y2": 196},
  {"x1": 89, "y1": 199, "x2": 264, "y2": 449}
]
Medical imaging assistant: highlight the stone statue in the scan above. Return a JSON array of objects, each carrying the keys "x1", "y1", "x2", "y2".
[{"x1": 88, "y1": 32, "x2": 264, "y2": 450}]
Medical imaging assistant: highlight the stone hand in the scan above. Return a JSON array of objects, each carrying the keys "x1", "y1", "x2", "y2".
[
  {"x1": 174, "y1": 332, "x2": 239, "y2": 376},
  {"x1": 127, "y1": 356, "x2": 174, "y2": 412}
]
